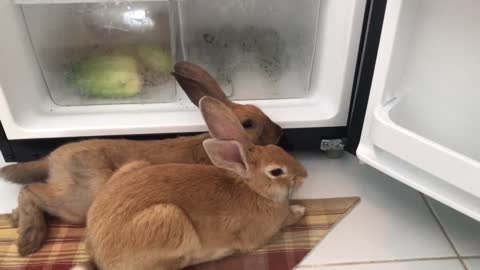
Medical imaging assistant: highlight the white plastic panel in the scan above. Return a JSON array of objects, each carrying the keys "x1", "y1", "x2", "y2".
[
  {"x1": 371, "y1": 100, "x2": 480, "y2": 198},
  {"x1": 358, "y1": 0, "x2": 480, "y2": 221},
  {"x1": 0, "y1": 0, "x2": 365, "y2": 139}
]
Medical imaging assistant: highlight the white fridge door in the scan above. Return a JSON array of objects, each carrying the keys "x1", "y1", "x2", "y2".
[{"x1": 357, "y1": 0, "x2": 480, "y2": 221}]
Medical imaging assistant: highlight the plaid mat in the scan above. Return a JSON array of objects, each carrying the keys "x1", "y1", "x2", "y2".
[{"x1": 0, "y1": 197, "x2": 359, "y2": 270}]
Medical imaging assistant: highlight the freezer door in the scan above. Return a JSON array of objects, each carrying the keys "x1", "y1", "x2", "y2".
[{"x1": 357, "y1": 0, "x2": 480, "y2": 221}]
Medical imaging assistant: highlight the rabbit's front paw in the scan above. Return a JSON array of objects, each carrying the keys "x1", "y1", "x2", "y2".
[
  {"x1": 290, "y1": 205, "x2": 306, "y2": 217},
  {"x1": 283, "y1": 204, "x2": 306, "y2": 226}
]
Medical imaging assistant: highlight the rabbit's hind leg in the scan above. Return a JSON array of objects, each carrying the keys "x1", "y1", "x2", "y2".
[
  {"x1": 103, "y1": 204, "x2": 201, "y2": 270},
  {"x1": 16, "y1": 187, "x2": 48, "y2": 256},
  {"x1": 16, "y1": 180, "x2": 86, "y2": 256},
  {"x1": 135, "y1": 204, "x2": 201, "y2": 270}
]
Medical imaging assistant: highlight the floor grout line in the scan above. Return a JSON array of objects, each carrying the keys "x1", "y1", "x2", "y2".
[
  {"x1": 296, "y1": 255, "x2": 480, "y2": 268},
  {"x1": 296, "y1": 256, "x2": 461, "y2": 268},
  {"x1": 421, "y1": 193, "x2": 469, "y2": 270}
]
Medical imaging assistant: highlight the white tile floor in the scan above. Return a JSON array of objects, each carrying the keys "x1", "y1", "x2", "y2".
[
  {"x1": 465, "y1": 260, "x2": 480, "y2": 270},
  {"x1": 1, "y1": 152, "x2": 479, "y2": 269},
  {"x1": 0, "y1": 154, "x2": 21, "y2": 214},
  {"x1": 289, "y1": 152, "x2": 479, "y2": 270}
]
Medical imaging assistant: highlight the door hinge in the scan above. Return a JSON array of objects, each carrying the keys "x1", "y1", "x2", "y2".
[{"x1": 320, "y1": 138, "x2": 347, "y2": 159}]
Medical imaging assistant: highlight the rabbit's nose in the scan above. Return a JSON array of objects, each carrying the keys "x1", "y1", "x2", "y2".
[
  {"x1": 297, "y1": 166, "x2": 308, "y2": 178},
  {"x1": 295, "y1": 176, "x2": 306, "y2": 183}
]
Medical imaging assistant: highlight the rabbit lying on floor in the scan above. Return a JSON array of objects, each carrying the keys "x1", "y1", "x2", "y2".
[{"x1": 73, "y1": 97, "x2": 307, "y2": 270}]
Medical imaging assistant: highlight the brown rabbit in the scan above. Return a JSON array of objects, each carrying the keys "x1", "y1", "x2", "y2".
[
  {"x1": 0, "y1": 61, "x2": 282, "y2": 256},
  {"x1": 74, "y1": 96, "x2": 307, "y2": 270}
]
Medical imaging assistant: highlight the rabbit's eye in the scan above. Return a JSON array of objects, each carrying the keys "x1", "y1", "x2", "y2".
[
  {"x1": 269, "y1": 168, "x2": 285, "y2": 177},
  {"x1": 242, "y1": 119, "x2": 254, "y2": 129}
]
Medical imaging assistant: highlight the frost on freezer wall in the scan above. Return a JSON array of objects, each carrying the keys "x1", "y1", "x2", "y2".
[
  {"x1": 189, "y1": 26, "x2": 289, "y2": 94},
  {"x1": 179, "y1": 0, "x2": 319, "y2": 100}
]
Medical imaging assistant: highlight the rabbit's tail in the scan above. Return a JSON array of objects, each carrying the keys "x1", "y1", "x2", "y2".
[{"x1": 0, "y1": 159, "x2": 48, "y2": 184}]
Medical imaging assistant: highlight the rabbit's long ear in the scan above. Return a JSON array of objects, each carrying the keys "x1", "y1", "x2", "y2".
[
  {"x1": 172, "y1": 61, "x2": 233, "y2": 107},
  {"x1": 199, "y1": 96, "x2": 252, "y2": 146},
  {"x1": 203, "y1": 139, "x2": 249, "y2": 178}
]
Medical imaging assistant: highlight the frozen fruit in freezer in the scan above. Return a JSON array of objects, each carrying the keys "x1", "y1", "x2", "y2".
[
  {"x1": 137, "y1": 44, "x2": 172, "y2": 73},
  {"x1": 110, "y1": 45, "x2": 138, "y2": 57},
  {"x1": 111, "y1": 44, "x2": 172, "y2": 70},
  {"x1": 71, "y1": 55, "x2": 142, "y2": 98}
]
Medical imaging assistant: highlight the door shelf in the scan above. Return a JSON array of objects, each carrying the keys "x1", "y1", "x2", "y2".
[
  {"x1": 357, "y1": 144, "x2": 480, "y2": 222},
  {"x1": 370, "y1": 98, "x2": 480, "y2": 199}
]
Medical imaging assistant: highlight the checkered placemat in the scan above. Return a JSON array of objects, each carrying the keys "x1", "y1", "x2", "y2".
[{"x1": 0, "y1": 197, "x2": 359, "y2": 270}]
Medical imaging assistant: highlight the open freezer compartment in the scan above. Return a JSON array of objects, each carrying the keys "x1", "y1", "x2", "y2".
[
  {"x1": 358, "y1": 0, "x2": 480, "y2": 220},
  {"x1": 0, "y1": 0, "x2": 366, "y2": 139}
]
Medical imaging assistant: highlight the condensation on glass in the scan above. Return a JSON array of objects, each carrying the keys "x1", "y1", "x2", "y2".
[
  {"x1": 177, "y1": 0, "x2": 319, "y2": 100},
  {"x1": 18, "y1": 0, "x2": 320, "y2": 105},
  {"x1": 21, "y1": 0, "x2": 176, "y2": 106}
]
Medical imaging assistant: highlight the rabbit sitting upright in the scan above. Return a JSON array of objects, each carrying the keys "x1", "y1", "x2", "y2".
[{"x1": 74, "y1": 96, "x2": 307, "y2": 270}]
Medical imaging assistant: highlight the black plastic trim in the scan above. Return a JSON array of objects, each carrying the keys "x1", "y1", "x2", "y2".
[
  {"x1": 1, "y1": 127, "x2": 346, "y2": 162},
  {"x1": 346, "y1": 0, "x2": 387, "y2": 154},
  {"x1": 0, "y1": 122, "x2": 14, "y2": 161}
]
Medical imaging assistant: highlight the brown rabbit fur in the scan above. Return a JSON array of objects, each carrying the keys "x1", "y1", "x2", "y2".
[
  {"x1": 0, "y1": 61, "x2": 282, "y2": 256},
  {"x1": 77, "y1": 97, "x2": 307, "y2": 270}
]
